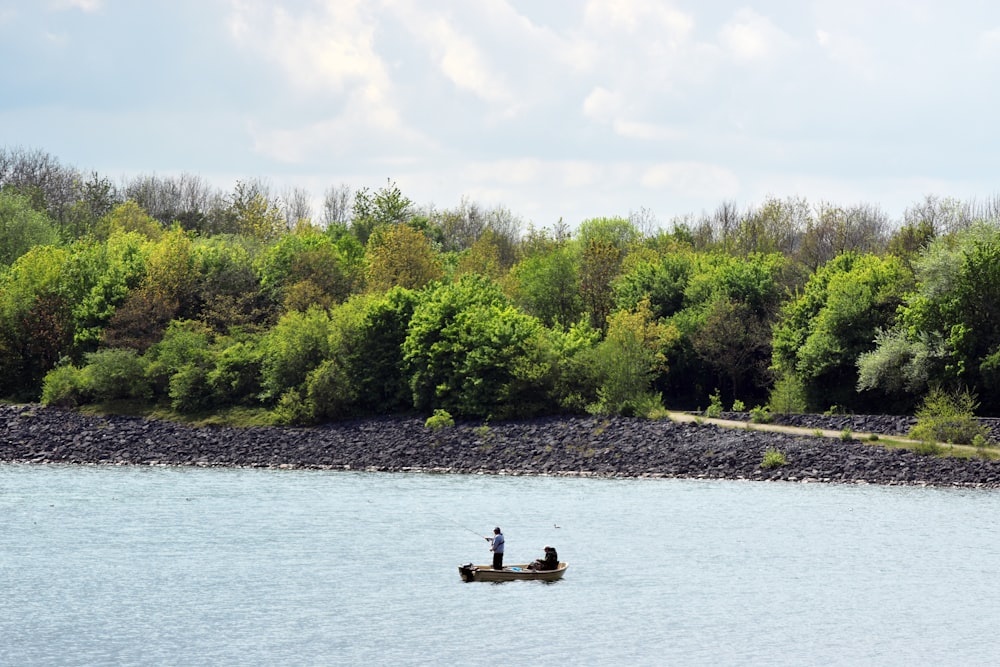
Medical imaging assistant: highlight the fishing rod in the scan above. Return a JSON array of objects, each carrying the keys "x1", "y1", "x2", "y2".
[{"x1": 429, "y1": 510, "x2": 490, "y2": 540}]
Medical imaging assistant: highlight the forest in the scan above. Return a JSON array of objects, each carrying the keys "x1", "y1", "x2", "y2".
[{"x1": 2, "y1": 146, "x2": 1000, "y2": 424}]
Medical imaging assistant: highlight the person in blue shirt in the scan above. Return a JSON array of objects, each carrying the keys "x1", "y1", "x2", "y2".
[{"x1": 486, "y1": 527, "x2": 504, "y2": 570}]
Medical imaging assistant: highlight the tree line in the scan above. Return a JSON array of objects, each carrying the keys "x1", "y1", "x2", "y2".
[{"x1": 3, "y1": 146, "x2": 1000, "y2": 422}]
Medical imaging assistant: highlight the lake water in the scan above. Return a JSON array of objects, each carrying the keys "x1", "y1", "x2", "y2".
[{"x1": 3, "y1": 464, "x2": 1000, "y2": 666}]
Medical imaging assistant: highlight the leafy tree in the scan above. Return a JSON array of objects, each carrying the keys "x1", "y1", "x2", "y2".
[
  {"x1": 588, "y1": 299, "x2": 674, "y2": 416},
  {"x1": 366, "y1": 223, "x2": 443, "y2": 292},
  {"x1": 213, "y1": 180, "x2": 284, "y2": 240},
  {"x1": 772, "y1": 252, "x2": 914, "y2": 412},
  {"x1": 0, "y1": 189, "x2": 59, "y2": 266},
  {"x1": 862, "y1": 224, "x2": 1000, "y2": 412},
  {"x1": 454, "y1": 229, "x2": 503, "y2": 280},
  {"x1": 97, "y1": 200, "x2": 163, "y2": 240},
  {"x1": 403, "y1": 274, "x2": 554, "y2": 418},
  {"x1": 0, "y1": 246, "x2": 73, "y2": 397},
  {"x1": 351, "y1": 180, "x2": 413, "y2": 244},
  {"x1": 193, "y1": 236, "x2": 274, "y2": 334},
  {"x1": 258, "y1": 307, "x2": 332, "y2": 403},
  {"x1": 508, "y1": 243, "x2": 583, "y2": 328},
  {"x1": 66, "y1": 231, "x2": 149, "y2": 353},
  {"x1": 81, "y1": 348, "x2": 152, "y2": 402}
]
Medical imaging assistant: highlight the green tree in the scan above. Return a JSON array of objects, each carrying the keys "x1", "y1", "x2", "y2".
[
  {"x1": 0, "y1": 246, "x2": 73, "y2": 397},
  {"x1": 0, "y1": 189, "x2": 59, "y2": 266},
  {"x1": 772, "y1": 252, "x2": 914, "y2": 412},
  {"x1": 861, "y1": 224, "x2": 1000, "y2": 413},
  {"x1": 351, "y1": 180, "x2": 413, "y2": 244},
  {"x1": 366, "y1": 223, "x2": 443, "y2": 292},
  {"x1": 508, "y1": 243, "x2": 582, "y2": 328},
  {"x1": 588, "y1": 299, "x2": 674, "y2": 416},
  {"x1": 403, "y1": 274, "x2": 554, "y2": 418}
]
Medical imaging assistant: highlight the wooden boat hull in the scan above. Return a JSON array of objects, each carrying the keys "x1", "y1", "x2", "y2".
[{"x1": 458, "y1": 562, "x2": 567, "y2": 583}]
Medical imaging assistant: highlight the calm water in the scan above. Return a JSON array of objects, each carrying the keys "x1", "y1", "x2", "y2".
[{"x1": 3, "y1": 464, "x2": 1000, "y2": 666}]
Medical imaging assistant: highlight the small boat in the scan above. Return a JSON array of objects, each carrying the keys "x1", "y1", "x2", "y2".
[{"x1": 458, "y1": 562, "x2": 567, "y2": 583}]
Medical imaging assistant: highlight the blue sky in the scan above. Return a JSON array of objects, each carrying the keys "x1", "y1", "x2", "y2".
[{"x1": 3, "y1": 0, "x2": 999, "y2": 229}]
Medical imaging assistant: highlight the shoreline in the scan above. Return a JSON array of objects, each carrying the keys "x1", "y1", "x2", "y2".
[{"x1": 4, "y1": 403, "x2": 1000, "y2": 487}]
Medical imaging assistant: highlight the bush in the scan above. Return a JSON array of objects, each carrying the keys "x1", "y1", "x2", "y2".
[
  {"x1": 768, "y1": 373, "x2": 807, "y2": 414},
  {"x1": 731, "y1": 399, "x2": 745, "y2": 412},
  {"x1": 705, "y1": 389, "x2": 723, "y2": 418},
  {"x1": 84, "y1": 348, "x2": 151, "y2": 401},
  {"x1": 40, "y1": 363, "x2": 88, "y2": 407},
  {"x1": 271, "y1": 389, "x2": 314, "y2": 425},
  {"x1": 425, "y1": 409, "x2": 454, "y2": 429},
  {"x1": 909, "y1": 388, "x2": 989, "y2": 445},
  {"x1": 749, "y1": 405, "x2": 772, "y2": 424},
  {"x1": 760, "y1": 448, "x2": 788, "y2": 468},
  {"x1": 168, "y1": 362, "x2": 212, "y2": 413}
]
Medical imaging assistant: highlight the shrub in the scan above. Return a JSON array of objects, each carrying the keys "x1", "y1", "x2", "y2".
[
  {"x1": 731, "y1": 399, "x2": 745, "y2": 412},
  {"x1": 760, "y1": 448, "x2": 788, "y2": 468},
  {"x1": 84, "y1": 348, "x2": 151, "y2": 401},
  {"x1": 912, "y1": 440, "x2": 944, "y2": 456},
  {"x1": 705, "y1": 389, "x2": 723, "y2": 418},
  {"x1": 749, "y1": 405, "x2": 772, "y2": 424},
  {"x1": 909, "y1": 388, "x2": 989, "y2": 445},
  {"x1": 168, "y1": 362, "x2": 212, "y2": 413},
  {"x1": 425, "y1": 409, "x2": 454, "y2": 429},
  {"x1": 271, "y1": 389, "x2": 314, "y2": 425},
  {"x1": 767, "y1": 373, "x2": 807, "y2": 414},
  {"x1": 40, "y1": 363, "x2": 88, "y2": 407}
]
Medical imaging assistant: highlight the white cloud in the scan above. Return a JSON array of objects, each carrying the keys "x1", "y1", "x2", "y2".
[
  {"x1": 584, "y1": 0, "x2": 693, "y2": 37},
  {"x1": 48, "y1": 0, "x2": 102, "y2": 12},
  {"x1": 386, "y1": 1, "x2": 517, "y2": 109},
  {"x1": 815, "y1": 28, "x2": 877, "y2": 80},
  {"x1": 719, "y1": 8, "x2": 794, "y2": 63},
  {"x1": 582, "y1": 86, "x2": 623, "y2": 123},
  {"x1": 613, "y1": 119, "x2": 681, "y2": 141},
  {"x1": 979, "y1": 27, "x2": 1000, "y2": 59},
  {"x1": 641, "y1": 162, "x2": 740, "y2": 198}
]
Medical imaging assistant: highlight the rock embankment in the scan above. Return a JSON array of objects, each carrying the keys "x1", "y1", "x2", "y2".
[{"x1": 3, "y1": 403, "x2": 1000, "y2": 487}]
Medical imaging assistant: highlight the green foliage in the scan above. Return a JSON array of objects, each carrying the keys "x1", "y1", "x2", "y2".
[
  {"x1": 889, "y1": 224, "x2": 1000, "y2": 412},
  {"x1": 705, "y1": 389, "x2": 723, "y2": 418},
  {"x1": 508, "y1": 243, "x2": 583, "y2": 327},
  {"x1": 83, "y1": 348, "x2": 152, "y2": 401},
  {"x1": 750, "y1": 405, "x2": 772, "y2": 423},
  {"x1": 771, "y1": 252, "x2": 914, "y2": 412},
  {"x1": 67, "y1": 231, "x2": 150, "y2": 352},
  {"x1": 840, "y1": 428, "x2": 853, "y2": 441},
  {"x1": 40, "y1": 362, "x2": 88, "y2": 407},
  {"x1": 731, "y1": 399, "x2": 745, "y2": 411},
  {"x1": 403, "y1": 275, "x2": 554, "y2": 418},
  {"x1": 0, "y1": 189, "x2": 59, "y2": 266},
  {"x1": 587, "y1": 299, "x2": 672, "y2": 417},
  {"x1": 0, "y1": 245, "x2": 74, "y2": 397},
  {"x1": 425, "y1": 409, "x2": 454, "y2": 430},
  {"x1": 912, "y1": 440, "x2": 945, "y2": 457},
  {"x1": 259, "y1": 307, "x2": 331, "y2": 403},
  {"x1": 366, "y1": 223, "x2": 443, "y2": 292},
  {"x1": 760, "y1": 448, "x2": 788, "y2": 468},
  {"x1": 909, "y1": 388, "x2": 989, "y2": 445},
  {"x1": 351, "y1": 180, "x2": 413, "y2": 244},
  {"x1": 207, "y1": 339, "x2": 262, "y2": 406}
]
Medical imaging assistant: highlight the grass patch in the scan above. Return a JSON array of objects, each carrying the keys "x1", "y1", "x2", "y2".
[{"x1": 760, "y1": 448, "x2": 788, "y2": 468}]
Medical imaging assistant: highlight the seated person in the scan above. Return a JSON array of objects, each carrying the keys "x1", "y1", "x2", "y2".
[{"x1": 527, "y1": 545, "x2": 559, "y2": 571}]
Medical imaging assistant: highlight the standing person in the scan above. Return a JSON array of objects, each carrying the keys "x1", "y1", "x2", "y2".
[{"x1": 486, "y1": 527, "x2": 504, "y2": 570}]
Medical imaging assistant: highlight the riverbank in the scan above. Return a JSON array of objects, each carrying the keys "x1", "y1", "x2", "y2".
[{"x1": 4, "y1": 403, "x2": 1000, "y2": 487}]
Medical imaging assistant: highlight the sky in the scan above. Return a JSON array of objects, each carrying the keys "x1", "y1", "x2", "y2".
[{"x1": 2, "y1": 0, "x2": 1000, "y2": 230}]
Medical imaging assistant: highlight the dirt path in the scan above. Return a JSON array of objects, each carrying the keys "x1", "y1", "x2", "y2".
[{"x1": 664, "y1": 411, "x2": 922, "y2": 445}]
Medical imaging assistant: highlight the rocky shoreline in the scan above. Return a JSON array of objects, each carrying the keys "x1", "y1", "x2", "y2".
[{"x1": 4, "y1": 403, "x2": 1000, "y2": 487}]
